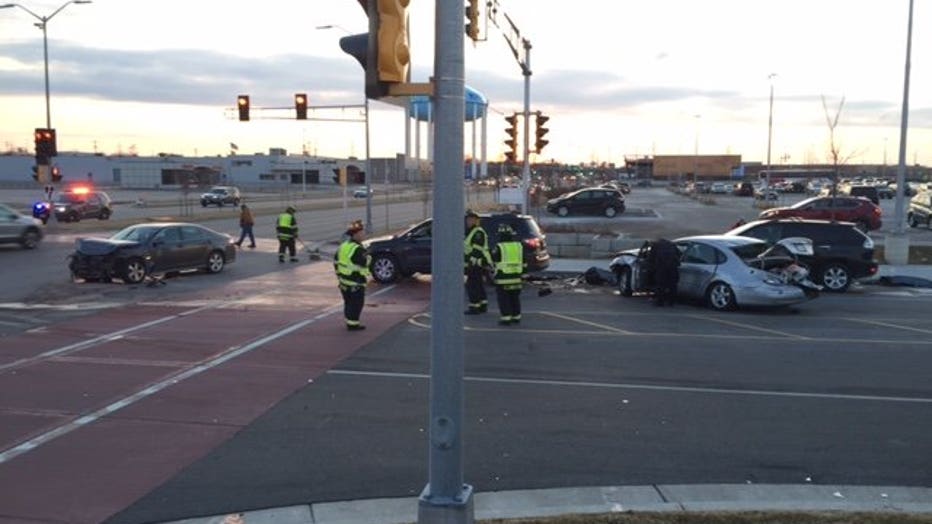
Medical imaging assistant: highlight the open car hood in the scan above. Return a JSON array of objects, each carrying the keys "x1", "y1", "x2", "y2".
[{"x1": 75, "y1": 238, "x2": 140, "y2": 256}]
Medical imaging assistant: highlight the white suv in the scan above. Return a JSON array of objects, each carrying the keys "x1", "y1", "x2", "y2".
[{"x1": 0, "y1": 203, "x2": 43, "y2": 249}]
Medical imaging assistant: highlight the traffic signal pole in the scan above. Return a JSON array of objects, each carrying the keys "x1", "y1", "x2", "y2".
[
  {"x1": 417, "y1": 0, "x2": 473, "y2": 521},
  {"x1": 521, "y1": 41, "x2": 531, "y2": 215}
]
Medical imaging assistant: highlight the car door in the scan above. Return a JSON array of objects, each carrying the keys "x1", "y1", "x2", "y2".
[
  {"x1": 149, "y1": 226, "x2": 184, "y2": 271},
  {"x1": 0, "y1": 204, "x2": 19, "y2": 241},
  {"x1": 676, "y1": 241, "x2": 720, "y2": 298},
  {"x1": 401, "y1": 221, "x2": 432, "y2": 273},
  {"x1": 179, "y1": 225, "x2": 211, "y2": 268}
]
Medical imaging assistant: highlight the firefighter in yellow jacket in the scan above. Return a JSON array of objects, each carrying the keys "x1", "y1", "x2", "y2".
[
  {"x1": 464, "y1": 209, "x2": 492, "y2": 314},
  {"x1": 491, "y1": 223, "x2": 527, "y2": 325},
  {"x1": 334, "y1": 220, "x2": 371, "y2": 331}
]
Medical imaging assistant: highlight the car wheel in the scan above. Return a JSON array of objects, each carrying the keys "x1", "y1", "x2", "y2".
[
  {"x1": 98, "y1": 208, "x2": 111, "y2": 220},
  {"x1": 19, "y1": 228, "x2": 41, "y2": 249},
  {"x1": 371, "y1": 254, "x2": 400, "y2": 283},
  {"x1": 201, "y1": 200, "x2": 208, "y2": 207},
  {"x1": 616, "y1": 267, "x2": 632, "y2": 297},
  {"x1": 820, "y1": 263, "x2": 851, "y2": 292},
  {"x1": 605, "y1": 206, "x2": 617, "y2": 218},
  {"x1": 68, "y1": 212, "x2": 80, "y2": 223},
  {"x1": 908, "y1": 213, "x2": 919, "y2": 228},
  {"x1": 557, "y1": 206, "x2": 569, "y2": 217},
  {"x1": 40, "y1": 216, "x2": 48, "y2": 225},
  {"x1": 706, "y1": 281, "x2": 736, "y2": 311},
  {"x1": 121, "y1": 258, "x2": 147, "y2": 284},
  {"x1": 206, "y1": 250, "x2": 225, "y2": 274}
]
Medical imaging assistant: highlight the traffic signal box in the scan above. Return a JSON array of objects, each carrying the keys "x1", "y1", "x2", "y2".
[
  {"x1": 295, "y1": 93, "x2": 308, "y2": 120},
  {"x1": 34, "y1": 128, "x2": 57, "y2": 165},
  {"x1": 504, "y1": 114, "x2": 519, "y2": 164},
  {"x1": 237, "y1": 95, "x2": 250, "y2": 121},
  {"x1": 465, "y1": 0, "x2": 480, "y2": 41},
  {"x1": 534, "y1": 113, "x2": 549, "y2": 154}
]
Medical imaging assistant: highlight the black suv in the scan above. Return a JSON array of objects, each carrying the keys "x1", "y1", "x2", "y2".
[
  {"x1": 53, "y1": 190, "x2": 113, "y2": 222},
  {"x1": 546, "y1": 187, "x2": 625, "y2": 218},
  {"x1": 365, "y1": 213, "x2": 550, "y2": 283},
  {"x1": 726, "y1": 218, "x2": 878, "y2": 292},
  {"x1": 200, "y1": 186, "x2": 242, "y2": 207}
]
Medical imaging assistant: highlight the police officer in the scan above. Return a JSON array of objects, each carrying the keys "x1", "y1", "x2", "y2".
[
  {"x1": 334, "y1": 220, "x2": 371, "y2": 331},
  {"x1": 276, "y1": 206, "x2": 299, "y2": 263},
  {"x1": 491, "y1": 223, "x2": 526, "y2": 325},
  {"x1": 648, "y1": 238, "x2": 680, "y2": 307},
  {"x1": 464, "y1": 209, "x2": 492, "y2": 315}
]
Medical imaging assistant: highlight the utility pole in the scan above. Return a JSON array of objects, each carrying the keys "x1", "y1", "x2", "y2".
[
  {"x1": 766, "y1": 73, "x2": 777, "y2": 191},
  {"x1": 888, "y1": 0, "x2": 915, "y2": 265}
]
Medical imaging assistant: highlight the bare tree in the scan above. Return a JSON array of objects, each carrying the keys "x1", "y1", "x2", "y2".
[{"x1": 821, "y1": 94, "x2": 860, "y2": 197}]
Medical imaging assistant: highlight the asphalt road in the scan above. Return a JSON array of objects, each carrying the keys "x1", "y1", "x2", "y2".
[{"x1": 107, "y1": 284, "x2": 932, "y2": 524}]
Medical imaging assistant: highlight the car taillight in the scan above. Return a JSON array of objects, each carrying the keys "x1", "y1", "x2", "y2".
[
  {"x1": 524, "y1": 238, "x2": 541, "y2": 250},
  {"x1": 868, "y1": 265, "x2": 878, "y2": 275},
  {"x1": 873, "y1": 207, "x2": 882, "y2": 215}
]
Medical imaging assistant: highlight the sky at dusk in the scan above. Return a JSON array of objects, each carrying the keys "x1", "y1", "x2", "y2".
[{"x1": 0, "y1": 0, "x2": 929, "y2": 166}]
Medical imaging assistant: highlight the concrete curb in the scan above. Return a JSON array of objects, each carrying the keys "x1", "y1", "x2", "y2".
[{"x1": 162, "y1": 484, "x2": 932, "y2": 524}]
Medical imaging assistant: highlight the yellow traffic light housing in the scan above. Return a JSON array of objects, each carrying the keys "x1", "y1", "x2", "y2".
[
  {"x1": 504, "y1": 114, "x2": 519, "y2": 163},
  {"x1": 376, "y1": 0, "x2": 410, "y2": 83},
  {"x1": 465, "y1": 0, "x2": 480, "y2": 41},
  {"x1": 295, "y1": 93, "x2": 308, "y2": 120},
  {"x1": 237, "y1": 95, "x2": 250, "y2": 121},
  {"x1": 534, "y1": 112, "x2": 549, "y2": 154}
]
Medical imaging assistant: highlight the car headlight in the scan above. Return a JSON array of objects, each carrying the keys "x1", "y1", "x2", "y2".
[
  {"x1": 56, "y1": 206, "x2": 66, "y2": 212},
  {"x1": 763, "y1": 276, "x2": 783, "y2": 286}
]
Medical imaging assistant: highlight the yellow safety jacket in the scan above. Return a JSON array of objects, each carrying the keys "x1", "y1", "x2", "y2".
[
  {"x1": 494, "y1": 241, "x2": 524, "y2": 287},
  {"x1": 464, "y1": 225, "x2": 492, "y2": 269},
  {"x1": 335, "y1": 240, "x2": 370, "y2": 288},
  {"x1": 276, "y1": 213, "x2": 297, "y2": 240}
]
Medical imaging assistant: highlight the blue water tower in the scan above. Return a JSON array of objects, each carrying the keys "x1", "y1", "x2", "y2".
[{"x1": 409, "y1": 85, "x2": 487, "y2": 122}]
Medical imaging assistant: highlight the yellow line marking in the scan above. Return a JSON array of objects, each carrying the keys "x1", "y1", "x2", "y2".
[
  {"x1": 843, "y1": 317, "x2": 932, "y2": 335},
  {"x1": 537, "y1": 311, "x2": 634, "y2": 334},
  {"x1": 685, "y1": 313, "x2": 810, "y2": 340}
]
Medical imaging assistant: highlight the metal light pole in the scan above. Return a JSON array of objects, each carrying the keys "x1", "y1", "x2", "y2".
[
  {"x1": 1, "y1": 1, "x2": 92, "y2": 129},
  {"x1": 520, "y1": 40, "x2": 532, "y2": 214},
  {"x1": 693, "y1": 114, "x2": 700, "y2": 186},
  {"x1": 765, "y1": 73, "x2": 776, "y2": 190},
  {"x1": 893, "y1": 0, "x2": 914, "y2": 237}
]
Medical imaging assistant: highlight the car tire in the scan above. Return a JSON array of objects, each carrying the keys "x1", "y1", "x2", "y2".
[
  {"x1": 201, "y1": 200, "x2": 208, "y2": 207},
  {"x1": 605, "y1": 206, "x2": 617, "y2": 218},
  {"x1": 706, "y1": 281, "x2": 736, "y2": 311},
  {"x1": 121, "y1": 258, "x2": 148, "y2": 284},
  {"x1": 68, "y1": 212, "x2": 80, "y2": 223},
  {"x1": 616, "y1": 267, "x2": 632, "y2": 297},
  {"x1": 557, "y1": 206, "x2": 569, "y2": 217},
  {"x1": 371, "y1": 254, "x2": 400, "y2": 283},
  {"x1": 98, "y1": 208, "x2": 111, "y2": 220},
  {"x1": 19, "y1": 228, "x2": 41, "y2": 249},
  {"x1": 205, "y1": 250, "x2": 225, "y2": 274},
  {"x1": 820, "y1": 263, "x2": 851, "y2": 292},
  {"x1": 908, "y1": 213, "x2": 919, "y2": 228}
]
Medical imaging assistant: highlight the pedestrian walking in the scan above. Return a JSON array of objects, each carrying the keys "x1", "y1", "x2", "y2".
[
  {"x1": 491, "y1": 223, "x2": 526, "y2": 325},
  {"x1": 276, "y1": 206, "x2": 299, "y2": 262},
  {"x1": 464, "y1": 209, "x2": 492, "y2": 315},
  {"x1": 334, "y1": 220, "x2": 370, "y2": 331},
  {"x1": 235, "y1": 204, "x2": 256, "y2": 248},
  {"x1": 647, "y1": 238, "x2": 680, "y2": 306}
]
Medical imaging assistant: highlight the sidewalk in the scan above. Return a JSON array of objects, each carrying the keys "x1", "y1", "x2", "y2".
[{"x1": 165, "y1": 484, "x2": 932, "y2": 524}]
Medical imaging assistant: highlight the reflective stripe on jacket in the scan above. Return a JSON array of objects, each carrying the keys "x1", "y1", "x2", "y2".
[
  {"x1": 276, "y1": 213, "x2": 297, "y2": 239},
  {"x1": 494, "y1": 241, "x2": 524, "y2": 286},
  {"x1": 464, "y1": 225, "x2": 492, "y2": 268},
  {"x1": 335, "y1": 240, "x2": 370, "y2": 287}
]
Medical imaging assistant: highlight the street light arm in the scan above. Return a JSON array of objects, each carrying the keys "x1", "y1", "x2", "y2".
[
  {"x1": 46, "y1": 0, "x2": 90, "y2": 23},
  {"x1": 2, "y1": 3, "x2": 43, "y2": 21}
]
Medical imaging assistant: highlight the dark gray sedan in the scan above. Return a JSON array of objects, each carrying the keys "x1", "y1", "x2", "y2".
[{"x1": 69, "y1": 222, "x2": 236, "y2": 284}]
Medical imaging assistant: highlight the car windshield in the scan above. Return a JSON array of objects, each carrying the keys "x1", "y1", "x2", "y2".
[
  {"x1": 55, "y1": 193, "x2": 85, "y2": 204},
  {"x1": 111, "y1": 226, "x2": 158, "y2": 243},
  {"x1": 210, "y1": 189, "x2": 226, "y2": 194}
]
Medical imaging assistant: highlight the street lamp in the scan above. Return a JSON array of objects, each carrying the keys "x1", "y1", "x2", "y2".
[
  {"x1": 693, "y1": 114, "x2": 701, "y2": 187},
  {"x1": 765, "y1": 73, "x2": 776, "y2": 191},
  {"x1": 1, "y1": 1, "x2": 92, "y2": 130}
]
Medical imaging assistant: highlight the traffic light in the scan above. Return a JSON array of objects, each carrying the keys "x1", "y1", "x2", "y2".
[
  {"x1": 51, "y1": 166, "x2": 62, "y2": 183},
  {"x1": 339, "y1": 0, "x2": 410, "y2": 99},
  {"x1": 534, "y1": 112, "x2": 549, "y2": 154},
  {"x1": 34, "y1": 128, "x2": 56, "y2": 165},
  {"x1": 237, "y1": 95, "x2": 250, "y2": 121},
  {"x1": 465, "y1": 0, "x2": 480, "y2": 41},
  {"x1": 504, "y1": 113, "x2": 518, "y2": 163},
  {"x1": 294, "y1": 93, "x2": 308, "y2": 120}
]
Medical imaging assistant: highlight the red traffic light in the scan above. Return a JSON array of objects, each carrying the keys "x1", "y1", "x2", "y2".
[
  {"x1": 295, "y1": 93, "x2": 308, "y2": 120},
  {"x1": 237, "y1": 95, "x2": 250, "y2": 121}
]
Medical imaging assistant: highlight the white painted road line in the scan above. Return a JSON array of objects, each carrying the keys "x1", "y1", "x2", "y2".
[
  {"x1": 328, "y1": 369, "x2": 932, "y2": 405},
  {"x1": 0, "y1": 285, "x2": 395, "y2": 465}
]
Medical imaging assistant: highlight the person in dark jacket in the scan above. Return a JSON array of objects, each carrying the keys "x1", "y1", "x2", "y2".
[
  {"x1": 276, "y1": 206, "x2": 298, "y2": 262},
  {"x1": 648, "y1": 238, "x2": 680, "y2": 307}
]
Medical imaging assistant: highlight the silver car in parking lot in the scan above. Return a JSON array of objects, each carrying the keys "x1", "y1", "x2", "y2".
[
  {"x1": 0, "y1": 203, "x2": 43, "y2": 249},
  {"x1": 610, "y1": 235, "x2": 811, "y2": 310}
]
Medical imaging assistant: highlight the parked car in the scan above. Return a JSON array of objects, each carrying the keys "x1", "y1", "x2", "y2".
[
  {"x1": 616, "y1": 182, "x2": 632, "y2": 194},
  {"x1": 353, "y1": 187, "x2": 373, "y2": 198},
  {"x1": 841, "y1": 185, "x2": 880, "y2": 205},
  {"x1": 754, "y1": 187, "x2": 780, "y2": 201},
  {"x1": 876, "y1": 185, "x2": 895, "y2": 200},
  {"x1": 733, "y1": 182, "x2": 754, "y2": 197},
  {"x1": 200, "y1": 186, "x2": 242, "y2": 207},
  {"x1": 725, "y1": 218, "x2": 878, "y2": 292},
  {"x1": 908, "y1": 184, "x2": 932, "y2": 228},
  {"x1": 710, "y1": 182, "x2": 727, "y2": 194},
  {"x1": 68, "y1": 222, "x2": 236, "y2": 284},
  {"x1": 546, "y1": 187, "x2": 626, "y2": 218},
  {"x1": 758, "y1": 196, "x2": 882, "y2": 231},
  {"x1": 365, "y1": 213, "x2": 549, "y2": 283},
  {"x1": 609, "y1": 235, "x2": 812, "y2": 311},
  {"x1": 52, "y1": 188, "x2": 112, "y2": 222},
  {"x1": 0, "y1": 203, "x2": 43, "y2": 249}
]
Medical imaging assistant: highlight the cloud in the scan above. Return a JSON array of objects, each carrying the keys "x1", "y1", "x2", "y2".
[{"x1": 0, "y1": 41, "x2": 365, "y2": 106}]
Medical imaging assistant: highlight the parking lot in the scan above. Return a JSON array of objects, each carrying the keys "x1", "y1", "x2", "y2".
[{"x1": 110, "y1": 281, "x2": 932, "y2": 524}]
